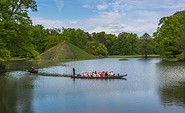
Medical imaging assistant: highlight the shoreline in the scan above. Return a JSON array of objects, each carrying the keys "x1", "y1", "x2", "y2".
[{"x1": 108, "y1": 55, "x2": 160, "y2": 58}]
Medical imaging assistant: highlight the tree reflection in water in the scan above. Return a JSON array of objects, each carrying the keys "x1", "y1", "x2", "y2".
[
  {"x1": 159, "y1": 81, "x2": 185, "y2": 107},
  {"x1": 157, "y1": 61, "x2": 185, "y2": 108},
  {"x1": 0, "y1": 72, "x2": 35, "y2": 113}
]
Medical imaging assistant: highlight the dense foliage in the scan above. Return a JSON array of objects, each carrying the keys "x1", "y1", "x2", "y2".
[
  {"x1": 139, "y1": 33, "x2": 157, "y2": 59},
  {"x1": 154, "y1": 11, "x2": 185, "y2": 61},
  {"x1": 0, "y1": 0, "x2": 38, "y2": 59}
]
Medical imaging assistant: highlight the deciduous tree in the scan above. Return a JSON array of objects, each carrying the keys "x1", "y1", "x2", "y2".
[{"x1": 154, "y1": 11, "x2": 185, "y2": 60}]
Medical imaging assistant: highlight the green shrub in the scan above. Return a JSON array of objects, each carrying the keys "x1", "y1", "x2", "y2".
[
  {"x1": 0, "y1": 49, "x2": 10, "y2": 59},
  {"x1": 177, "y1": 53, "x2": 185, "y2": 61}
]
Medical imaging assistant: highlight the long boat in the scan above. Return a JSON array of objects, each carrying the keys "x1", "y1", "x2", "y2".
[{"x1": 71, "y1": 74, "x2": 127, "y2": 79}]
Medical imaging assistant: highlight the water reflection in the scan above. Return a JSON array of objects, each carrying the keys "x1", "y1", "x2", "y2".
[
  {"x1": 0, "y1": 77, "x2": 17, "y2": 113},
  {"x1": 0, "y1": 60, "x2": 68, "y2": 72},
  {"x1": 156, "y1": 61, "x2": 185, "y2": 107},
  {"x1": 159, "y1": 81, "x2": 185, "y2": 107},
  {"x1": 0, "y1": 63, "x2": 6, "y2": 73},
  {"x1": 0, "y1": 72, "x2": 36, "y2": 113}
]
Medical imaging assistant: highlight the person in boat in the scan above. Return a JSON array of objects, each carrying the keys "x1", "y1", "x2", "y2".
[
  {"x1": 100, "y1": 71, "x2": 105, "y2": 77},
  {"x1": 29, "y1": 67, "x2": 38, "y2": 73},
  {"x1": 97, "y1": 72, "x2": 101, "y2": 77},
  {"x1": 109, "y1": 71, "x2": 113, "y2": 76},
  {"x1": 73, "y1": 68, "x2": 75, "y2": 76},
  {"x1": 108, "y1": 72, "x2": 111, "y2": 76},
  {"x1": 82, "y1": 72, "x2": 88, "y2": 76},
  {"x1": 94, "y1": 71, "x2": 97, "y2": 77},
  {"x1": 31, "y1": 67, "x2": 36, "y2": 71},
  {"x1": 105, "y1": 72, "x2": 108, "y2": 76},
  {"x1": 92, "y1": 71, "x2": 95, "y2": 77},
  {"x1": 89, "y1": 71, "x2": 92, "y2": 77},
  {"x1": 81, "y1": 72, "x2": 84, "y2": 76},
  {"x1": 92, "y1": 71, "x2": 98, "y2": 77},
  {"x1": 85, "y1": 72, "x2": 89, "y2": 76}
]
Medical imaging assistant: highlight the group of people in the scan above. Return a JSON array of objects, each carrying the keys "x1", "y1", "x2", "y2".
[
  {"x1": 80, "y1": 71, "x2": 115, "y2": 77},
  {"x1": 72, "y1": 68, "x2": 116, "y2": 77}
]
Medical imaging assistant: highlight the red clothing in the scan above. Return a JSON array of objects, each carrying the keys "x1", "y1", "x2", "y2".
[
  {"x1": 31, "y1": 67, "x2": 35, "y2": 71},
  {"x1": 100, "y1": 72, "x2": 105, "y2": 77}
]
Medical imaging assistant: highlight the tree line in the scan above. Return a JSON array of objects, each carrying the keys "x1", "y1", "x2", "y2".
[
  {"x1": 0, "y1": 0, "x2": 185, "y2": 61},
  {"x1": 61, "y1": 29, "x2": 157, "y2": 57}
]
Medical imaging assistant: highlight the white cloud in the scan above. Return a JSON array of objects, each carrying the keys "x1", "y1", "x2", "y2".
[
  {"x1": 31, "y1": 17, "x2": 66, "y2": 28},
  {"x1": 161, "y1": 0, "x2": 185, "y2": 9},
  {"x1": 69, "y1": 20, "x2": 79, "y2": 24},
  {"x1": 31, "y1": 0, "x2": 185, "y2": 36},
  {"x1": 96, "y1": 3, "x2": 110, "y2": 10}
]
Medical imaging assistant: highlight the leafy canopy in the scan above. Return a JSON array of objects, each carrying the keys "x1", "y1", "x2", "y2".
[{"x1": 154, "y1": 11, "x2": 185, "y2": 60}]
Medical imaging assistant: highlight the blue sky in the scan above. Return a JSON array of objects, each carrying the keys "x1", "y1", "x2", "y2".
[{"x1": 29, "y1": 0, "x2": 185, "y2": 36}]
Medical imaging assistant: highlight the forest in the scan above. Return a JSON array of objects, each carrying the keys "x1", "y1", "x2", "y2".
[{"x1": 0, "y1": 0, "x2": 185, "y2": 61}]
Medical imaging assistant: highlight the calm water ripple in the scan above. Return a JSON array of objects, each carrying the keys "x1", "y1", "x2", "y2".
[{"x1": 1, "y1": 58, "x2": 185, "y2": 113}]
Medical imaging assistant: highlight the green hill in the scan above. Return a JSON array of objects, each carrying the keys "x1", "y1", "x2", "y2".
[{"x1": 40, "y1": 41, "x2": 96, "y2": 60}]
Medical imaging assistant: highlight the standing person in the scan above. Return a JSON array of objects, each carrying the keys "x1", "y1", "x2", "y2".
[{"x1": 73, "y1": 68, "x2": 75, "y2": 76}]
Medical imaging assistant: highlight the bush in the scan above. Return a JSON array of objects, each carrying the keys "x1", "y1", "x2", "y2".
[
  {"x1": 0, "y1": 49, "x2": 10, "y2": 59},
  {"x1": 32, "y1": 50, "x2": 40, "y2": 59},
  {"x1": 177, "y1": 53, "x2": 185, "y2": 61}
]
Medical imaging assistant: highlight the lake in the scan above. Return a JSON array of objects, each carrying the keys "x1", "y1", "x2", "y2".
[{"x1": 1, "y1": 58, "x2": 185, "y2": 113}]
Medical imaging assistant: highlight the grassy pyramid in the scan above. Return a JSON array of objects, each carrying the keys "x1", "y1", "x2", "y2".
[{"x1": 40, "y1": 41, "x2": 96, "y2": 60}]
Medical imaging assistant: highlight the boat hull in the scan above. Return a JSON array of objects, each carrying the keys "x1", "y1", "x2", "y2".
[
  {"x1": 28, "y1": 70, "x2": 38, "y2": 73},
  {"x1": 71, "y1": 74, "x2": 127, "y2": 79}
]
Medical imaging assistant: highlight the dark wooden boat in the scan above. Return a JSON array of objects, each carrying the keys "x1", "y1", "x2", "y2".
[
  {"x1": 28, "y1": 70, "x2": 38, "y2": 73},
  {"x1": 71, "y1": 74, "x2": 127, "y2": 79}
]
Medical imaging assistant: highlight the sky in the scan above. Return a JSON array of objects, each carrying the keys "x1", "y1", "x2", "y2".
[{"x1": 28, "y1": 0, "x2": 185, "y2": 36}]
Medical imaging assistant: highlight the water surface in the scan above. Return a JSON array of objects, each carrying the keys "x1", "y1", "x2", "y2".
[{"x1": 1, "y1": 58, "x2": 185, "y2": 113}]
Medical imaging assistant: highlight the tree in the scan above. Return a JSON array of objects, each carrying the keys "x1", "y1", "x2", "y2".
[
  {"x1": 139, "y1": 33, "x2": 156, "y2": 59},
  {"x1": 85, "y1": 41, "x2": 97, "y2": 55},
  {"x1": 0, "y1": 0, "x2": 37, "y2": 24},
  {"x1": 92, "y1": 32, "x2": 106, "y2": 44},
  {"x1": 117, "y1": 32, "x2": 139, "y2": 55},
  {"x1": 0, "y1": 38, "x2": 10, "y2": 60},
  {"x1": 154, "y1": 11, "x2": 185, "y2": 60},
  {"x1": 0, "y1": 0, "x2": 38, "y2": 58},
  {"x1": 95, "y1": 43, "x2": 108, "y2": 56},
  {"x1": 61, "y1": 28, "x2": 89, "y2": 50},
  {"x1": 31, "y1": 25, "x2": 49, "y2": 53},
  {"x1": 85, "y1": 40, "x2": 108, "y2": 56},
  {"x1": 103, "y1": 34, "x2": 116, "y2": 55}
]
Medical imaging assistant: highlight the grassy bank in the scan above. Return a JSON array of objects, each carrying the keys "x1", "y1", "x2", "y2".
[
  {"x1": 161, "y1": 58, "x2": 179, "y2": 62},
  {"x1": 3, "y1": 55, "x2": 160, "y2": 62},
  {"x1": 108, "y1": 54, "x2": 160, "y2": 58},
  {"x1": 2, "y1": 57, "x2": 30, "y2": 61}
]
